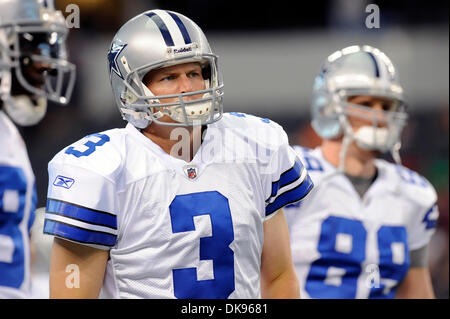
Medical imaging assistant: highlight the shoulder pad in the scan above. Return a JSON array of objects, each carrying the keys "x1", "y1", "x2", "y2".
[
  {"x1": 218, "y1": 112, "x2": 287, "y2": 146},
  {"x1": 50, "y1": 128, "x2": 126, "y2": 179},
  {"x1": 292, "y1": 146, "x2": 326, "y2": 173},
  {"x1": 378, "y1": 160, "x2": 437, "y2": 207}
]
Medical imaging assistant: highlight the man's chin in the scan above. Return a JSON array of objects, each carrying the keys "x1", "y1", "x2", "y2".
[
  {"x1": 352, "y1": 142, "x2": 382, "y2": 158},
  {"x1": 360, "y1": 147, "x2": 382, "y2": 159},
  {"x1": 157, "y1": 114, "x2": 181, "y2": 124}
]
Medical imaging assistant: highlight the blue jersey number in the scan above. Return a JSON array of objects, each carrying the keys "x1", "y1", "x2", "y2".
[
  {"x1": 305, "y1": 216, "x2": 409, "y2": 299},
  {"x1": 305, "y1": 216, "x2": 366, "y2": 298},
  {"x1": 169, "y1": 191, "x2": 235, "y2": 299},
  {"x1": 0, "y1": 166, "x2": 35, "y2": 289},
  {"x1": 65, "y1": 133, "x2": 110, "y2": 157},
  {"x1": 369, "y1": 226, "x2": 409, "y2": 298}
]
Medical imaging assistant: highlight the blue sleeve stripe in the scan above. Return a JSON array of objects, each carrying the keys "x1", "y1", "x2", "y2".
[
  {"x1": 46, "y1": 198, "x2": 117, "y2": 230},
  {"x1": 44, "y1": 219, "x2": 116, "y2": 247},
  {"x1": 265, "y1": 174, "x2": 313, "y2": 216},
  {"x1": 266, "y1": 161, "x2": 303, "y2": 202}
]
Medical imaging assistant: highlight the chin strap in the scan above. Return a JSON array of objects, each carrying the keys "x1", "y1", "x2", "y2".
[
  {"x1": 2, "y1": 94, "x2": 47, "y2": 126},
  {"x1": 336, "y1": 106, "x2": 354, "y2": 173},
  {"x1": 391, "y1": 141, "x2": 402, "y2": 165}
]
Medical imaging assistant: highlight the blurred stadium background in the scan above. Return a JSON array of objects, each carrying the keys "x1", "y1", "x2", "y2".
[{"x1": 23, "y1": 0, "x2": 448, "y2": 298}]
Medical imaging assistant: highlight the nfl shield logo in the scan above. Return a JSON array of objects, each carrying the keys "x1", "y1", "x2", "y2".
[{"x1": 187, "y1": 167, "x2": 197, "y2": 179}]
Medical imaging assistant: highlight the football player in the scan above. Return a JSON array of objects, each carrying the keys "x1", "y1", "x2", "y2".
[
  {"x1": 0, "y1": 0, "x2": 75, "y2": 298},
  {"x1": 285, "y1": 45, "x2": 439, "y2": 298},
  {"x1": 44, "y1": 9, "x2": 313, "y2": 299}
]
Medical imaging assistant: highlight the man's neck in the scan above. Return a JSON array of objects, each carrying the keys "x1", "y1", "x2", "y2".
[
  {"x1": 142, "y1": 123, "x2": 204, "y2": 162},
  {"x1": 321, "y1": 139, "x2": 377, "y2": 178}
]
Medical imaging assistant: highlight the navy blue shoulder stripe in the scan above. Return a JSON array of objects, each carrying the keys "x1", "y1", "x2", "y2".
[
  {"x1": 145, "y1": 12, "x2": 175, "y2": 46},
  {"x1": 167, "y1": 12, "x2": 192, "y2": 44}
]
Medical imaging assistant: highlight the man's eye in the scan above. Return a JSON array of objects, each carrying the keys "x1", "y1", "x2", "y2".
[
  {"x1": 188, "y1": 72, "x2": 200, "y2": 78},
  {"x1": 382, "y1": 103, "x2": 392, "y2": 111},
  {"x1": 161, "y1": 75, "x2": 176, "y2": 81}
]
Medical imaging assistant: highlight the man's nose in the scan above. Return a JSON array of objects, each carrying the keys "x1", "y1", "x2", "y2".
[
  {"x1": 179, "y1": 74, "x2": 193, "y2": 93},
  {"x1": 371, "y1": 102, "x2": 388, "y2": 126},
  {"x1": 372, "y1": 101, "x2": 384, "y2": 111}
]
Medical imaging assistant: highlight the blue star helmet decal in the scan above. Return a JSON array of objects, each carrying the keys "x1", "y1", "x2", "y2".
[{"x1": 108, "y1": 43, "x2": 127, "y2": 79}]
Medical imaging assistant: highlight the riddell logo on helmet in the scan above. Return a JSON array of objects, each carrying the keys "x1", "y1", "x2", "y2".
[{"x1": 173, "y1": 47, "x2": 193, "y2": 54}]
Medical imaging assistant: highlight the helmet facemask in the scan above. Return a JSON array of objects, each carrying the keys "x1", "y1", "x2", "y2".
[
  {"x1": 330, "y1": 90, "x2": 408, "y2": 169},
  {"x1": 8, "y1": 26, "x2": 76, "y2": 105},
  {"x1": 0, "y1": 0, "x2": 76, "y2": 126},
  {"x1": 311, "y1": 45, "x2": 408, "y2": 170}
]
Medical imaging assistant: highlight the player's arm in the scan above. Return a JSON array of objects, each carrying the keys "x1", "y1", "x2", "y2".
[
  {"x1": 395, "y1": 267, "x2": 435, "y2": 299},
  {"x1": 49, "y1": 238, "x2": 109, "y2": 299},
  {"x1": 45, "y1": 149, "x2": 119, "y2": 298},
  {"x1": 260, "y1": 208, "x2": 300, "y2": 299},
  {"x1": 395, "y1": 245, "x2": 435, "y2": 299}
]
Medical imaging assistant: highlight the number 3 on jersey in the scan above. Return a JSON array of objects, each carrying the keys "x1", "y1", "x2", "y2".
[
  {"x1": 305, "y1": 216, "x2": 409, "y2": 298},
  {"x1": 170, "y1": 191, "x2": 235, "y2": 299},
  {"x1": 65, "y1": 133, "x2": 110, "y2": 157}
]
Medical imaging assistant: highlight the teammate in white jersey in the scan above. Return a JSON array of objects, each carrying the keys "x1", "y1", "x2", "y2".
[
  {"x1": 44, "y1": 9, "x2": 313, "y2": 299},
  {"x1": 0, "y1": 0, "x2": 75, "y2": 298},
  {"x1": 285, "y1": 45, "x2": 439, "y2": 299}
]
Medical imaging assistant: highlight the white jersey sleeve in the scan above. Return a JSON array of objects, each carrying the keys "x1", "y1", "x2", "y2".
[
  {"x1": 44, "y1": 130, "x2": 124, "y2": 250},
  {"x1": 253, "y1": 117, "x2": 313, "y2": 220}
]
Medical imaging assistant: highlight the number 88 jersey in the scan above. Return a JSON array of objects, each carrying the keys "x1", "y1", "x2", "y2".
[
  {"x1": 285, "y1": 146, "x2": 439, "y2": 299},
  {"x1": 0, "y1": 111, "x2": 36, "y2": 298}
]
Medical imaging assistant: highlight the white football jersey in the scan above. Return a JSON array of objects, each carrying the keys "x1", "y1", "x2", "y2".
[
  {"x1": 0, "y1": 110, "x2": 37, "y2": 298},
  {"x1": 44, "y1": 113, "x2": 313, "y2": 299},
  {"x1": 285, "y1": 146, "x2": 439, "y2": 299}
]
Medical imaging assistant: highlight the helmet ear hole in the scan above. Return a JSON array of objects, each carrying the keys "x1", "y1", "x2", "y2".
[
  {"x1": 311, "y1": 91, "x2": 343, "y2": 139},
  {"x1": 201, "y1": 63, "x2": 211, "y2": 81},
  {"x1": 142, "y1": 70, "x2": 153, "y2": 88}
]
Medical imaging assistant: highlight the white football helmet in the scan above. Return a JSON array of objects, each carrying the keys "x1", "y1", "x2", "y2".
[
  {"x1": 108, "y1": 9, "x2": 224, "y2": 128},
  {"x1": 0, "y1": 0, "x2": 76, "y2": 126},
  {"x1": 311, "y1": 45, "x2": 408, "y2": 166}
]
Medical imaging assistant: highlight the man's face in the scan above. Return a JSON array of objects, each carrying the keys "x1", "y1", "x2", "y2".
[
  {"x1": 346, "y1": 95, "x2": 396, "y2": 131},
  {"x1": 142, "y1": 62, "x2": 206, "y2": 125},
  {"x1": 143, "y1": 62, "x2": 206, "y2": 101},
  {"x1": 11, "y1": 32, "x2": 58, "y2": 96}
]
